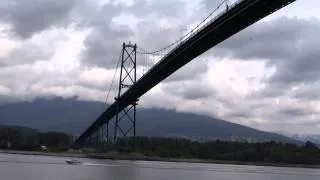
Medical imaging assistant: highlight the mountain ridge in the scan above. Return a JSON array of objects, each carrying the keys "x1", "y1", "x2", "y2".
[
  {"x1": 0, "y1": 97, "x2": 300, "y2": 144},
  {"x1": 290, "y1": 134, "x2": 320, "y2": 145}
]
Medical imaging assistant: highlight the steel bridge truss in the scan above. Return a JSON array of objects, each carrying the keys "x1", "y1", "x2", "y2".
[
  {"x1": 81, "y1": 43, "x2": 138, "y2": 150},
  {"x1": 111, "y1": 42, "x2": 138, "y2": 146},
  {"x1": 73, "y1": 0, "x2": 297, "y2": 147}
]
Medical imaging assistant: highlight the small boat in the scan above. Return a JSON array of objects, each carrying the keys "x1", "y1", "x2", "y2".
[{"x1": 66, "y1": 159, "x2": 82, "y2": 165}]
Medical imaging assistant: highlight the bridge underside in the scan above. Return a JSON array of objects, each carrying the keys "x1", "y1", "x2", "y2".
[{"x1": 73, "y1": 0, "x2": 296, "y2": 147}]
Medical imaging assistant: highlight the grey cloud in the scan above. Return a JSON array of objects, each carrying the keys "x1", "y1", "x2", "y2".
[
  {"x1": 249, "y1": 82, "x2": 293, "y2": 99},
  {"x1": 125, "y1": 0, "x2": 186, "y2": 19},
  {"x1": 79, "y1": 2, "x2": 132, "y2": 67},
  {"x1": 182, "y1": 88, "x2": 212, "y2": 100},
  {"x1": 224, "y1": 110, "x2": 253, "y2": 119},
  {"x1": 0, "y1": 63, "x2": 110, "y2": 104},
  {"x1": 213, "y1": 17, "x2": 320, "y2": 98},
  {"x1": 214, "y1": 17, "x2": 308, "y2": 61},
  {"x1": 80, "y1": 0, "x2": 188, "y2": 67},
  {"x1": 0, "y1": 42, "x2": 54, "y2": 66},
  {"x1": 136, "y1": 22, "x2": 183, "y2": 54},
  {"x1": 164, "y1": 59, "x2": 208, "y2": 82},
  {"x1": 0, "y1": 29, "x2": 67, "y2": 67},
  {"x1": 220, "y1": 97, "x2": 319, "y2": 131},
  {"x1": 277, "y1": 107, "x2": 315, "y2": 118},
  {"x1": 0, "y1": 65, "x2": 61, "y2": 91},
  {"x1": 163, "y1": 80, "x2": 213, "y2": 100},
  {"x1": 289, "y1": 83, "x2": 320, "y2": 100},
  {"x1": 217, "y1": 99, "x2": 260, "y2": 121},
  {"x1": 81, "y1": 25, "x2": 134, "y2": 67},
  {"x1": 0, "y1": 0, "x2": 82, "y2": 39}
]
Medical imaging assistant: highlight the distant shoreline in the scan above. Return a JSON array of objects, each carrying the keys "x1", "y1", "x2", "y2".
[{"x1": 1, "y1": 149, "x2": 319, "y2": 169}]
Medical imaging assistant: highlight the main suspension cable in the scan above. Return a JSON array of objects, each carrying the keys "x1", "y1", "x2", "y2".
[
  {"x1": 105, "y1": 51, "x2": 122, "y2": 104},
  {"x1": 137, "y1": 0, "x2": 227, "y2": 55}
]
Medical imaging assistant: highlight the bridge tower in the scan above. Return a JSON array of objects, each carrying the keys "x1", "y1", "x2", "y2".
[{"x1": 108, "y1": 42, "x2": 138, "y2": 149}]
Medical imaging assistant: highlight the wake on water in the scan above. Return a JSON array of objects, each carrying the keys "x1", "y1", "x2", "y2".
[{"x1": 81, "y1": 162, "x2": 120, "y2": 167}]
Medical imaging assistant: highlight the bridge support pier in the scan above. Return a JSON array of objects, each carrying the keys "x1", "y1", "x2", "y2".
[{"x1": 113, "y1": 42, "x2": 138, "y2": 151}]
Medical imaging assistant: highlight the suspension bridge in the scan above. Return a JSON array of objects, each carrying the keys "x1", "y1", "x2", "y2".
[{"x1": 73, "y1": 0, "x2": 296, "y2": 148}]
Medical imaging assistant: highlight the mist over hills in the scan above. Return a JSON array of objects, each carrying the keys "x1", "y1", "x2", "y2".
[
  {"x1": 0, "y1": 97, "x2": 300, "y2": 144},
  {"x1": 290, "y1": 134, "x2": 320, "y2": 145}
]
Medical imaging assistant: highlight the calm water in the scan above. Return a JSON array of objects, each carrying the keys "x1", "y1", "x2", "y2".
[{"x1": 0, "y1": 153, "x2": 319, "y2": 180}]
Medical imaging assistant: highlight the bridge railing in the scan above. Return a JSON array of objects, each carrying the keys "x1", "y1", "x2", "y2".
[{"x1": 141, "y1": 0, "x2": 244, "y2": 78}]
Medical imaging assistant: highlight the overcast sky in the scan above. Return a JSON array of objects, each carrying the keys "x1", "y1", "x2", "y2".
[{"x1": 0, "y1": 0, "x2": 319, "y2": 135}]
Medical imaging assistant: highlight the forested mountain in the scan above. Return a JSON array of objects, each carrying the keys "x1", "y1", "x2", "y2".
[{"x1": 0, "y1": 97, "x2": 299, "y2": 143}]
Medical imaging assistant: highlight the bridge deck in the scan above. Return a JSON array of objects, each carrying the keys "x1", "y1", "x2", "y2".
[{"x1": 74, "y1": 0, "x2": 296, "y2": 146}]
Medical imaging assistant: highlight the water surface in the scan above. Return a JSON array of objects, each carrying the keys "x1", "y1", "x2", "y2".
[{"x1": 0, "y1": 153, "x2": 319, "y2": 180}]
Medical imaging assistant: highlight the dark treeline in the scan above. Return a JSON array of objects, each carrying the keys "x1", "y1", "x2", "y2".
[
  {"x1": 0, "y1": 127, "x2": 71, "y2": 151},
  {"x1": 110, "y1": 137, "x2": 320, "y2": 165},
  {"x1": 1, "y1": 125, "x2": 320, "y2": 165}
]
